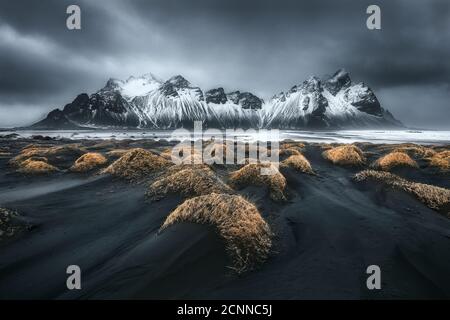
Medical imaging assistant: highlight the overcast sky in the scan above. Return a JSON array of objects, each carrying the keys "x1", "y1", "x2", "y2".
[{"x1": 0, "y1": 0, "x2": 449, "y2": 128}]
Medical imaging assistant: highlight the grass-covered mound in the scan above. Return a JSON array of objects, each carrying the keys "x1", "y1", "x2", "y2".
[
  {"x1": 322, "y1": 145, "x2": 365, "y2": 166},
  {"x1": 202, "y1": 143, "x2": 229, "y2": 163},
  {"x1": 70, "y1": 153, "x2": 108, "y2": 172},
  {"x1": 372, "y1": 152, "x2": 418, "y2": 171},
  {"x1": 229, "y1": 163, "x2": 287, "y2": 201},
  {"x1": 281, "y1": 154, "x2": 314, "y2": 174},
  {"x1": 17, "y1": 158, "x2": 59, "y2": 175},
  {"x1": 147, "y1": 166, "x2": 232, "y2": 201},
  {"x1": 10, "y1": 144, "x2": 86, "y2": 169},
  {"x1": 106, "y1": 149, "x2": 132, "y2": 160},
  {"x1": 86, "y1": 140, "x2": 120, "y2": 151},
  {"x1": 280, "y1": 142, "x2": 306, "y2": 150},
  {"x1": 278, "y1": 148, "x2": 302, "y2": 160},
  {"x1": 354, "y1": 170, "x2": 450, "y2": 217},
  {"x1": 102, "y1": 148, "x2": 170, "y2": 181},
  {"x1": 160, "y1": 146, "x2": 203, "y2": 164},
  {"x1": 426, "y1": 150, "x2": 450, "y2": 172},
  {"x1": 375, "y1": 143, "x2": 436, "y2": 159},
  {"x1": 160, "y1": 193, "x2": 272, "y2": 273}
]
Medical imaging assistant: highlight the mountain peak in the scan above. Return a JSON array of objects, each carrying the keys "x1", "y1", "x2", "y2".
[
  {"x1": 166, "y1": 75, "x2": 191, "y2": 88},
  {"x1": 301, "y1": 76, "x2": 322, "y2": 93},
  {"x1": 205, "y1": 88, "x2": 227, "y2": 104},
  {"x1": 104, "y1": 78, "x2": 121, "y2": 90},
  {"x1": 227, "y1": 91, "x2": 263, "y2": 109},
  {"x1": 102, "y1": 73, "x2": 161, "y2": 99},
  {"x1": 137, "y1": 72, "x2": 161, "y2": 82},
  {"x1": 325, "y1": 69, "x2": 352, "y2": 95},
  {"x1": 160, "y1": 75, "x2": 201, "y2": 98}
]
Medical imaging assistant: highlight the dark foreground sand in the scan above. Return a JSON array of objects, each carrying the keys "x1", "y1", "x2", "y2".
[{"x1": 0, "y1": 136, "x2": 449, "y2": 299}]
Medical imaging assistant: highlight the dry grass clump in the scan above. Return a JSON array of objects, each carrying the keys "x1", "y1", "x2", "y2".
[
  {"x1": 318, "y1": 143, "x2": 343, "y2": 151},
  {"x1": 354, "y1": 170, "x2": 450, "y2": 217},
  {"x1": 393, "y1": 145, "x2": 436, "y2": 158},
  {"x1": 159, "y1": 148, "x2": 174, "y2": 160},
  {"x1": 101, "y1": 148, "x2": 170, "y2": 181},
  {"x1": 180, "y1": 153, "x2": 203, "y2": 164},
  {"x1": 161, "y1": 146, "x2": 204, "y2": 164},
  {"x1": 86, "y1": 140, "x2": 119, "y2": 151},
  {"x1": 278, "y1": 148, "x2": 302, "y2": 158},
  {"x1": 160, "y1": 193, "x2": 272, "y2": 273},
  {"x1": 9, "y1": 144, "x2": 86, "y2": 168},
  {"x1": 232, "y1": 144, "x2": 270, "y2": 164},
  {"x1": 147, "y1": 166, "x2": 232, "y2": 201},
  {"x1": 322, "y1": 145, "x2": 365, "y2": 166},
  {"x1": 17, "y1": 158, "x2": 59, "y2": 175},
  {"x1": 374, "y1": 143, "x2": 435, "y2": 159},
  {"x1": 162, "y1": 162, "x2": 211, "y2": 176},
  {"x1": 70, "y1": 153, "x2": 108, "y2": 172},
  {"x1": 426, "y1": 150, "x2": 450, "y2": 172},
  {"x1": 281, "y1": 154, "x2": 314, "y2": 174},
  {"x1": 372, "y1": 152, "x2": 418, "y2": 171},
  {"x1": 280, "y1": 142, "x2": 305, "y2": 150},
  {"x1": 203, "y1": 143, "x2": 229, "y2": 163},
  {"x1": 229, "y1": 163, "x2": 287, "y2": 201},
  {"x1": 106, "y1": 149, "x2": 132, "y2": 159}
]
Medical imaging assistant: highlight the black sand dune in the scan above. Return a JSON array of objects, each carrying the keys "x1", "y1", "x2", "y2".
[{"x1": 0, "y1": 138, "x2": 449, "y2": 299}]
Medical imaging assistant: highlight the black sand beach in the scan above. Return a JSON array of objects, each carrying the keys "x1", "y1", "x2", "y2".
[{"x1": 0, "y1": 136, "x2": 449, "y2": 299}]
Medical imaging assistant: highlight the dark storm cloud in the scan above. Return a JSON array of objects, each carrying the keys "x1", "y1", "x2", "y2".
[{"x1": 0, "y1": 0, "x2": 449, "y2": 127}]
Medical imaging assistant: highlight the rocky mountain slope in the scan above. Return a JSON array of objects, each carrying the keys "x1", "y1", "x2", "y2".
[{"x1": 31, "y1": 69, "x2": 402, "y2": 129}]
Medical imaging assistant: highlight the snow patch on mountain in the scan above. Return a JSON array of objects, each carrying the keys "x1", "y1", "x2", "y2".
[{"x1": 104, "y1": 73, "x2": 162, "y2": 100}]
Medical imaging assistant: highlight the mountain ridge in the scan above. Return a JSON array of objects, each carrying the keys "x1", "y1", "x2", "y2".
[{"x1": 31, "y1": 69, "x2": 403, "y2": 130}]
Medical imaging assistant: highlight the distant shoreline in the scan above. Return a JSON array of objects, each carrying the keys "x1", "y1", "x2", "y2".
[{"x1": 1, "y1": 129, "x2": 450, "y2": 145}]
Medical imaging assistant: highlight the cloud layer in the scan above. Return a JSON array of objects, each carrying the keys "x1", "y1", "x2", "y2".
[{"x1": 0, "y1": 0, "x2": 449, "y2": 128}]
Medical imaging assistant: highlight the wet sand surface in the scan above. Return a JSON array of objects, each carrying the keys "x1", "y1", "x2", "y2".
[{"x1": 0, "y1": 137, "x2": 449, "y2": 299}]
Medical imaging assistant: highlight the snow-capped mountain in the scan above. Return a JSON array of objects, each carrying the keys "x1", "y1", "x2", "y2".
[
  {"x1": 205, "y1": 88, "x2": 263, "y2": 128},
  {"x1": 31, "y1": 69, "x2": 402, "y2": 130},
  {"x1": 262, "y1": 70, "x2": 400, "y2": 128}
]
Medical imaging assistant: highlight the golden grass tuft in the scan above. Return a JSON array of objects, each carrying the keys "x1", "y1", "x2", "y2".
[
  {"x1": 228, "y1": 163, "x2": 287, "y2": 201},
  {"x1": 374, "y1": 143, "x2": 435, "y2": 159},
  {"x1": 106, "y1": 149, "x2": 132, "y2": 159},
  {"x1": 147, "y1": 166, "x2": 232, "y2": 200},
  {"x1": 101, "y1": 148, "x2": 170, "y2": 181},
  {"x1": 180, "y1": 153, "x2": 203, "y2": 164},
  {"x1": 203, "y1": 143, "x2": 229, "y2": 163},
  {"x1": 280, "y1": 142, "x2": 305, "y2": 150},
  {"x1": 70, "y1": 153, "x2": 108, "y2": 172},
  {"x1": 392, "y1": 145, "x2": 436, "y2": 158},
  {"x1": 354, "y1": 170, "x2": 450, "y2": 217},
  {"x1": 278, "y1": 148, "x2": 302, "y2": 158},
  {"x1": 159, "y1": 148, "x2": 174, "y2": 160},
  {"x1": 10, "y1": 148, "x2": 42, "y2": 166},
  {"x1": 86, "y1": 140, "x2": 119, "y2": 151},
  {"x1": 372, "y1": 152, "x2": 418, "y2": 171},
  {"x1": 160, "y1": 146, "x2": 204, "y2": 164},
  {"x1": 426, "y1": 150, "x2": 450, "y2": 172},
  {"x1": 322, "y1": 145, "x2": 365, "y2": 166},
  {"x1": 160, "y1": 193, "x2": 272, "y2": 273},
  {"x1": 9, "y1": 144, "x2": 86, "y2": 167},
  {"x1": 17, "y1": 158, "x2": 59, "y2": 175},
  {"x1": 281, "y1": 154, "x2": 314, "y2": 174}
]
